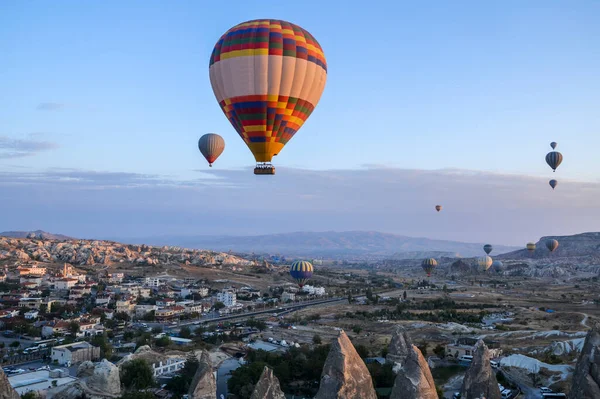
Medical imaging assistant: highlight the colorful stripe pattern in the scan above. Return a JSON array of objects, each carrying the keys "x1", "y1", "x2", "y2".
[
  {"x1": 209, "y1": 19, "x2": 328, "y2": 163},
  {"x1": 290, "y1": 260, "x2": 314, "y2": 287},
  {"x1": 421, "y1": 258, "x2": 437, "y2": 277}
]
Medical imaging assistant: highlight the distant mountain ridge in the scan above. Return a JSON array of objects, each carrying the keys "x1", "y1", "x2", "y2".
[
  {"x1": 114, "y1": 231, "x2": 521, "y2": 258},
  {"x1": 0, "y1": 230, "x2": 73, "y2": 241}
]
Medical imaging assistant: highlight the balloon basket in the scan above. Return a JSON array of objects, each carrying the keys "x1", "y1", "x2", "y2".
[{"x1": 254, "y1": 164, "x2": 275, "y2": 175}]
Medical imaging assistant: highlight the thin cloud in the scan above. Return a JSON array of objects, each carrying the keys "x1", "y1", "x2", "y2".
[
  {"x1": 36, "y1": 102, "x2": 65, "y2": 111},
  {"x1": 0, "y1": 136, "x2": 59, "y2": 159}
]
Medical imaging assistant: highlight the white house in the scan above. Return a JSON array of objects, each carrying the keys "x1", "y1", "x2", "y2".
[
  {"x1": 217, "y1": 290, "x2": 236, "y2": 307},
  {"x1": 152, "y1": 358, "x2": 186, "y2": 377},
  {"x1": 302, "y1": 285, "x2": 326, "y2": 296},
  {"x1": 24, "y1": 310, "x2": 39, "y2": 320},
  {"x1": 282, "y1": 291, "x2": 295, "y2": 302},
  {"x1": 55, "y1": 278, "x2": 78, "y2": 290}
]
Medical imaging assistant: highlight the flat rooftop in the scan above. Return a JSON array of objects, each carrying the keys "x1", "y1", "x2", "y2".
[{"x1": 8, "y1": 370, "x2": 77, "y2": 395}]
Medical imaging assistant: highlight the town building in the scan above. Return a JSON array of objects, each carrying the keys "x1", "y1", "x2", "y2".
[
  {"x1": 135, "y1": 304, "x2": 159, "y2": 318},
  {"x1": 108, "y1": 272, "x2": 124, "y2": 283},
  {"x1": 282, "y1": 291, "x2": 296, "y2": 302},
  {"x1": 445, "y1": 337, "x2": 502, "y2": 359},
  {"x1": 217, "y1": 290, "x2": 236, "y2": 307},
  {"x1": 302, "y1": 285, "x2": 326, "y2": 296},
  {"x1": 24, "y1": 310, "x2": 39, "y2": 320},
  {"x1": 51, "y1": 342, "x2": 100, "y2": 365},
  {"x1": 151, "y1": 358, "x2": 186, "y2": 377},
  {"x1": 18, "y1": 265, "x2": 47, "y2": 276},
  {"x1": 55, "y1": 278, "x2": 78, "y2": 290}
]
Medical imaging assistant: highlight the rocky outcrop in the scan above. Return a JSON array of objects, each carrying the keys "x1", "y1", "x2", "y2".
[
  {"x1": 118, "y1": 345, "x2": 170, "y2": 366},
  {"x1": 188, "y1": 351, "x2": 217, "y2": 399},
  {"x1": 569, "y1": 324, "x2": 600, "y2": 399},
  {"x1": 460, "y1": 341, "x2": 501, "y2": 399},
  {"x1": 0, "y1": 236, "x2": 252, "y2": 267},
  {"x1": 49, "y1": 359, "x2": 121, "y2": 399},
  {"x1": 389, "y1": 343, "x2": 437, "y2": 398},
  {"x1": 0, "y1": 369, "x2": 19, "y2": 399},
  {"x1": 314, "y1": 330, "x2": 377, "y2": 399},
  {"x1": 250, "y1": 366, "x2": 285, "y2": 399},
  {"x1": 386, "y1": 326, "x2": 412, "y2": 366}
]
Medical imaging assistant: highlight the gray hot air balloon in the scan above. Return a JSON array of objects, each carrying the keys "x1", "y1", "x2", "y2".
[
  {"x1": 550, "y1": 141, "x2": 557, "y2": 150},
  {"x1": 483, "y1": 244, "x2": 493, "y2": 255},
  {"x1": 549, "y1": 179, "x2": 557, "y2": 190},
  {"x1": 198, "y1": 133, "x2": 225, "y2": 167},
  {"x1": 545, "y1": 151, "x2": 563, "y2": 172},
  {"x1": 492, "y1": 260, "x2": 503, "y2": 273},
  {"x1": 546, "y1": 239, "x2": 559, "y2": 252}
]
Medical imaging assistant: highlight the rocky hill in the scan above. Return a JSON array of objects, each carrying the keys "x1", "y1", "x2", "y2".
[
  {"x1": 0, "y1": 236, "x2": 252, "y2": 267},
  {"x1": 498, "y1": 232, "x2": 600, "y2": 261},
  {"x1": 0, "y1": 229, "x2": 73, "y2": 241}
]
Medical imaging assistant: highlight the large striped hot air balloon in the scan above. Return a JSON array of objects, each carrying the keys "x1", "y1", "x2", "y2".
[
  {"x1": 290, "y1": 260, "x2": 313, "y2": 287},
  {"x1": 422, "y1": 258, "x2": 437, "y2": 277},
  {"x1": 198, "y1": 134, "x2": 225, "y2": 167},
  {"x1": 546, "y1": 151, "x2": 563, "y2": 172},
  {"x1": 483, "y1": 244, "x2": 493, "y2": 255},
  {"x1": 526, "y1": 242, "x2": 536, "y2": 253},
  {"x1": 478, "y1": 256, "x2": 493, "y2": 272},
  {"x1": 209, "y1": 19, "x2": 328, "y2": 175},
  {"x1": 546, "y1": 239, "x2": 559, "y2": 252}
]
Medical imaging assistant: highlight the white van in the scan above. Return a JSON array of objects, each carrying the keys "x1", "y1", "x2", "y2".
[
  {"x1": 501, "y1": 389, "x2": 512, "y2": 399},
  {"x1": 490, "y1": 360, "x2": 499, "y2": 368},
  {"x1": 459, "y1": 355, "x2": 473, "y2": 362}
]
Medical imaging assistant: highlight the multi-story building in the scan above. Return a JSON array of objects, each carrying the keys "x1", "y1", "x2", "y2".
[
  {"x1": 302, "y1": 285, "x2": 326, "y2": 296},
  {"x1": 18, "y1": 265, "x2": 47, "y2": 276},
  {"x1": 55, "y1": 278, "x2": 78, "y2": 290},
  {"x1": 116, "y1": 298, "x2": 134, "y2": 316},
  {"x1": 156, "y1": 298, "x2": 175, "y2": 307},
  {"x1": 95, "y1": 294, "x2": 112, "y2": 306},
  {"x1": 107, "y1": 273, "x2": 124, "y2": 283},
  {"x1": 151, "y1": 358, "x2": 186, "y2": 377},
  {"x1": 217, "y1": 290, "x2": 236, "y2": 307},
  {"x1": 145, "y1": 277, "x2": 162, "y2": 288},
  {"x1": 24, "y1": 310, "x2": 39, "y2": 320},
  {"x1": 18, "y1": 297, "x2": 44, "y2": 309},
  {"x1": 445, "y1": 337, "x2": 502, "y2": 359},
  {"x1": 134, "y1": 304, "x2": 158, "y2": 318},
  {"x1": 155, "y1": 306, "x2": 185, "y2": 320},
  {"x1": 282, "y1": 291, "x2": 295, "y2": 302},
  {"x1": 51, "y1": 342, "x2": 100, "y2": 366}
]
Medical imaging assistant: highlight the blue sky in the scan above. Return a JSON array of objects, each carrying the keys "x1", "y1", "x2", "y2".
[{"x1": 1, "y1": 1, "x2": 599, "y2": 243}]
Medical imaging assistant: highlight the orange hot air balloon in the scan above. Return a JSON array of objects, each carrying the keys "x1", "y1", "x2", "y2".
[
  {"x1": 209, "y1": 19, "x2": 328, "y2": 175},
  {"x1": 198, "y1": 134, "x2": 225, "y2": 167}
]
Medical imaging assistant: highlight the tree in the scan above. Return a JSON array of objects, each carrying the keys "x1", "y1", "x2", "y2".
[
  {"x1": 179, "y1": 326, "x2": 192, "y2": 339},
  {"x1": 213, "y1": 302, "x2": 226, "y2": 311},
  {"x1": 21, "y1": 392, "x2": 39, "y2": 399},
  {"x1": 151, "y1": 326, "x2": 163, "y2": 334},
  {"x1": 403, "y1": 291, "x2": 407, "y2": 300},
  {"x1": 155, "y1": 336, "x2": 171, "y2": 347},
  {"x1": 91, "y1": 334, "x2": 113, "y2": 359},
  {"x1": 68, "y1": 321, "x2": 80, "y2": 335},
  {"x1": 313, "y1": 334, "x2": 322, "y2": 345},
  {"x1": 433, "y1": 344, "x2": 445, "y2": 358},
  {"x1": 352, "y1": 326, "x2": 362, "y2": 335},
  {"x1": 118, "y1": 392, "x2": 156, "y2": 399},
  {"x1": 115, "y1": 312, "x2": 130, "y2": 322},
  {"x1": 120, "y1": 359, "x2": 154, "y2": 390},
  {"x1": 165, "y1": 353, "x2": 199, "y2": 397}
]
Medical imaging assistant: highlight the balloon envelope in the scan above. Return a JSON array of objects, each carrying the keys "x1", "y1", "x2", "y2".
[
  {"x1": 492, "y1": 260, "x2": 503, "y2": 272},
  {"x1": 209, "y1": 19, "x2": 327, "y2": 164},
  {"x1": 198, "y1": 134, "x2": 225, "y2": 166},
  {"x1": 526, "y1": 242, "x2": 536, "y2": 252},
  {"x1": 549, "y1": 179, "x2": 557, "y2": 190},
  {"x1": 546, "y1": 239, "x2": 559, "y2": 252},
  {"x1": 478, "y1": 255, "x2": 493, "y2": 272},
  {"x1": 435, "y1": 205, "x2": 442, "y2": 212},
  {"x1": 545, "y1": 151, "x2": 563, "y2": 172},
  {"x1": 290, "y1": 260, "x2": 314, "y2": 287},
  {"x1": 550, "y1": 142, "x2": 557, "y2": 150},
  {"x1": 421, "y1": 258, "x2": 437, "y2": 277},
  {"x1": 483, "y1": 244, "x2": 493, "y2": 255}
]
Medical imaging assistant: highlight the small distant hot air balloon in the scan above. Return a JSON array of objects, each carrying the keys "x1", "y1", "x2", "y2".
[
  {"x1": 435, "y1": 205, "x2": 442, "y2": 212},
  {"x1": 492, "y1": 260, "x2": 503, "y2": 273},
  {"x1": 209, "y1": 19, "x2": 328, "y2": 175},
  {"x1": 483, "y1": 244, "x2": 493, "y2": 255},
  {"x1": 422, "y1": 258, "x2": 437, "y2": 277},
  {"x1": 546, "y1": 151, "x2": 563, "y2": 172},
  {"x1": 546, "y1": 239, "x2": 559, "y2": 252},
  {"x1": 290, "y1": 260, "x2": 313, "y2": 288},
  {"x1": 550, "y1": 142, "x2": 557, "y2": 150},
  {"x1": 198, "y1": 134, "x2": 225, "y2": 167},
  {"x1": 478, "y1": 255, "x2": 493, "y2": 272},
  {"x1": 526, "y1": 242, "x2": 536, "y2": 253},
  {"x1": 549, "y1": 179, "x2": 557, "y2": 190}
]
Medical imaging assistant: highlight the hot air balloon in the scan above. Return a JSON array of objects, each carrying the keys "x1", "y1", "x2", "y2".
[
  {"x1": 209, "y1": 19, "x2": 328, "y2": 175},
  {"x1": 289, "y1": 260, "x2": 313, "y2": 287},
  {"x1": 198, "y1": 134, "x2": 225, "y2": 167},
  {"x1": 526, "y1": 242, "x2": 536, "y2": 253},
  {"x1": 421, "y1": 258, "x2": 437, "y2": 277},
  {"x1": 478, "y1": 255, "x2": 493, "y2": 272},
  {"x1": 546, "y1": 239, "x2": 559, "y2": 252},
  {"x1": 550, "y1": 142, "x2": 557, "y2": 150},
  {"x1": 483, "y1": 244, "x2": 493, "y2": 255},
  {"x1": 546, "y1": 151, "x2": 563, "y2": 172},
  {"x1": 492, "y1": 260, "x2": 503, "y2": 273},
  {"x1": 549, "y1": 179, "x2": 557, "y2": 190},
  {"x1": 435, "y1": 205, "x2": 442, "y2": 212}
]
